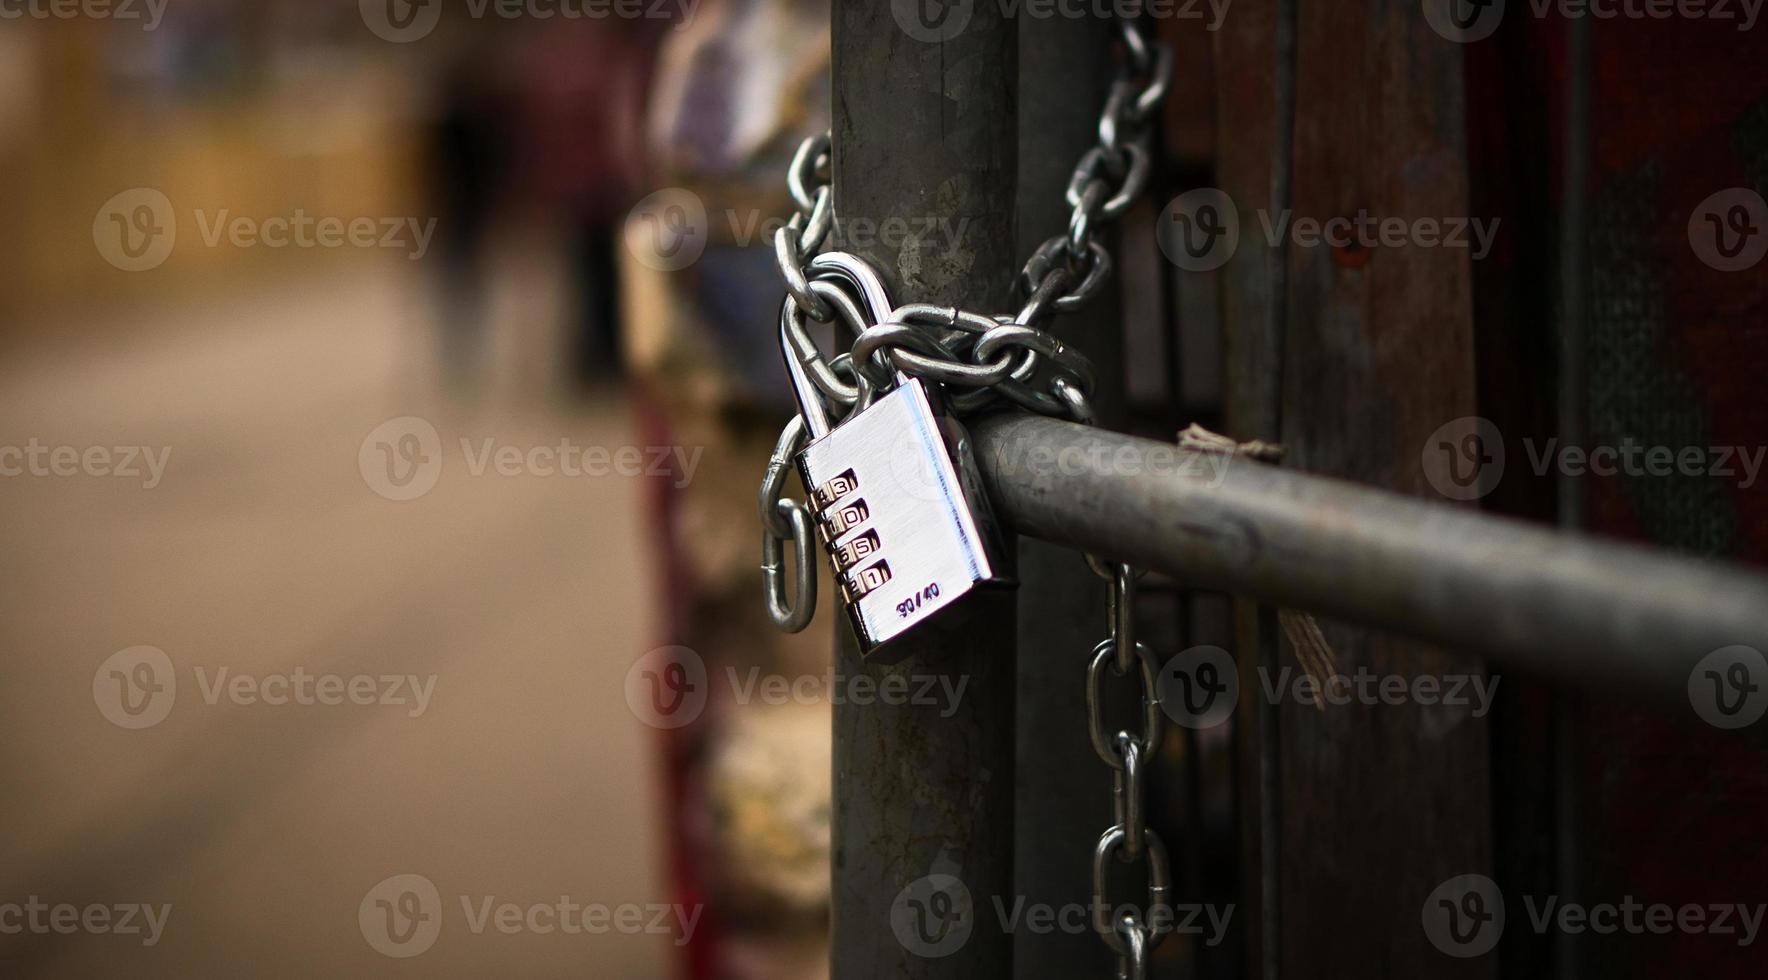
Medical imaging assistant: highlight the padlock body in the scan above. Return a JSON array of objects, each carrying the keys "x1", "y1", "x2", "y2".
[{"x1": 796, "y1": 378, "x2": 1010, "y2": 654}]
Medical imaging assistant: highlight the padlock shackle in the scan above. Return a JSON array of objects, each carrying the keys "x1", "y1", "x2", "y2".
[
  {"x1": 779, "y1": 251, "x2": 900, "y2": 440},
  {"x1": 808, "y1": 251, "x2": 908, "y2": 409},
  {"x1": 806, "y1": 252, "x2": 896, "y2": 325},
  {"x1": 780, "y1": 299, "x2": 835, "y2": 439}
]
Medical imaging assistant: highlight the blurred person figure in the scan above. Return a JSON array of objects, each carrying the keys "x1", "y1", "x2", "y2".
[
  {"x1": 622, "y1": 0, "x2": 833, "y2": 977},
  {"x1": 426, "y1": 53, "x2": 511, "y2": 388},
  {"x1": 509, "y1": 19, "x2": 661, "y2": 391}
]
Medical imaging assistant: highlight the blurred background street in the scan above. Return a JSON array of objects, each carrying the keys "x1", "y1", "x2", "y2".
[
  {"x1": 0, "y1": 260, "x2": 672, "y2": 976},
  {"x1": 0, "y1": 5, "x2": 844, "y2": 976},
  {"x1": 5, "y1": 2, "x2": 1768, "y2": 979}
]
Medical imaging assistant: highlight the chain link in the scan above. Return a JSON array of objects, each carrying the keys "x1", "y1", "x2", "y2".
[
  {"x1": 759, "y1": 416, "x2": 815, "y2": 632},
  {"x1": 759, "y1": 15, "x2": 1169, "y2": 434}
]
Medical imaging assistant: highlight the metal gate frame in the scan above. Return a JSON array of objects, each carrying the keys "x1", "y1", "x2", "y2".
[{"x1": 823, "y1": 6, "x2": 1768, "y2": 979}]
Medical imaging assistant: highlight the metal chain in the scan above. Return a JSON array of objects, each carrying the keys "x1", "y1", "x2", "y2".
[
  {"x1": 761, "y1": 14, "x2": 1170, "y2": 433},
  {"x1": 760, "y1": 12, "x2": 1171, "y2": 634},
  {"x1": 1054, "y1": 378, "x2": 1170, "y2": 976},
  {"x1": 1087, "y1": 556, "x2": 1169, "y2": 978},
  {"x1": 758, "y1": 12, "x2": 1174, "y2": 975}
]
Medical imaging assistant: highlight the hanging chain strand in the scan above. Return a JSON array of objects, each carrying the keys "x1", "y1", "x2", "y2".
[
  {"x1": 1088, "y1": 558, "x2": 1169, "y2": 979},
  {"x1": 757, "y1": 10, "x2": 1174, "y2": 976}
]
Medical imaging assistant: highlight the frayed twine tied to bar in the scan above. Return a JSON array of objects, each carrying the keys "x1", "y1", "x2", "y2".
[
  {"x1": 1177, "y1": 423, "x2": 1285, "y2": 463},
  {"x1": 1278, "y1": 610, "x2": 1341, "y2": 711},
  {"x1": 1178, "y1": 424, "x2": 1339, "y2": 707}
]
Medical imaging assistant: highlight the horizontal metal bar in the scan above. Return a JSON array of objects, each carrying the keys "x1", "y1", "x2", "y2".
[{"x1": 973, "y1": 413, "x2": 1768, "y2": 704}]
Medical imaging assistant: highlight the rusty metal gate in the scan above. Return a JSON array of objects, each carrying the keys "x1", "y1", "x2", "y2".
[{"x1": 812, "y1": 4, "x2": 1768, "y2": 979}]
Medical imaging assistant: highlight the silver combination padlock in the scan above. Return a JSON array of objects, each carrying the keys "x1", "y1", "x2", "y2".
[{"x1": 784, "y1": 253, "x2": 1012, "y2": 656}]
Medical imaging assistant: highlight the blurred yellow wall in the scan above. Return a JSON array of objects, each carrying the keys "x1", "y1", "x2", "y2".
[{"x1": 0, "y1": 22, "x2": 423, "y2": 336}]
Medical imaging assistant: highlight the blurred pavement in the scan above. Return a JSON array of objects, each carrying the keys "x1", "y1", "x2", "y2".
[{"x1": 0, "y1": 265, "x2": 670, "y2": 978}]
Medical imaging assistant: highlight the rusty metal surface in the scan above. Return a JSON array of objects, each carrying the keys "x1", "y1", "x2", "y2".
[
  {"x1": 974, "y1": 413, "x2": 1768, "y2": 705},
  {"x1": 1011, "y1": 11, "x2": 1123, "y2": 980},
  {"x1": 1274, "y1": 1, "x2": 1496, "y2": 975},
  {"x1": 828, "y1": 4, "x2": 1019, "y2": 978},
  {"x1": 1211, "y1": 1, "x2": 1295, "y2": 974}
]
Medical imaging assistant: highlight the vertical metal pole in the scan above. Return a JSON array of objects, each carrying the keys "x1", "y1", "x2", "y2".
[
  {"x1": 1554, "y1": 15, "x2": 1591, "y2": 980},
  {"x1": 829, "y1": 5, "x2": 1018, "y2": 979},
  {"x1": 1274, "y1": 0, "x2": 1493, "y2": 973},
  {"x1": 1011, "y1": 12, "x2": 1122, "y2": 980},
  {"x1": 1215, "y1": 1, "x2": 1296, "y2": 975}
]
